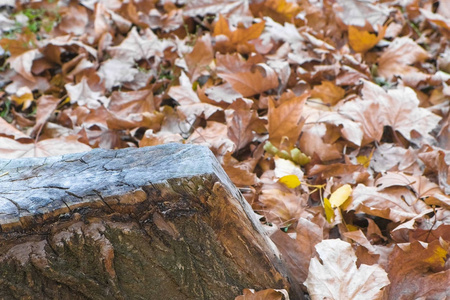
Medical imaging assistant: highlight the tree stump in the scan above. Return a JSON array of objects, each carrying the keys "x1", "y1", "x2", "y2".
[{"x1": 0, "y1": 143, "x2": 301, "y2": 299}]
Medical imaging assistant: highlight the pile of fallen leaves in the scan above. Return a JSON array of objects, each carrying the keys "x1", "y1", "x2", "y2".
[{"x1": 1, "y1": 0, "x2": 450, "y2": 299}]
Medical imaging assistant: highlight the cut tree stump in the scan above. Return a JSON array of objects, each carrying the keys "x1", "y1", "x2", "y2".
[{"x1": 0, "y1": 143, "x2": 302, "y2": 300}]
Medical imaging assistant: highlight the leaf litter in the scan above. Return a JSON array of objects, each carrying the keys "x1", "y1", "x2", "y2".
[{"x1": 1, "y1": 0, "x2": 450, "y2": 299}]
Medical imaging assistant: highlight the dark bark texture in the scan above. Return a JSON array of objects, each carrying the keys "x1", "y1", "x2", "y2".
[{"x1": 0, "y1": 143, "x2": 301, "y2": 299}]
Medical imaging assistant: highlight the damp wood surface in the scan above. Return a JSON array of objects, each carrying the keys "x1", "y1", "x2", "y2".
[{"x1": 0, "y1": 143, "x2": 303, "y2": 300}]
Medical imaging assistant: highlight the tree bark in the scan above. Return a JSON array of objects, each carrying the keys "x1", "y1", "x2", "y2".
[{"x1": 0, "y1": 143, "x2": 302, "y2": 300}]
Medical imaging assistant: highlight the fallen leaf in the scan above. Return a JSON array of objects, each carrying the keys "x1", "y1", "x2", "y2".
[
  {"x1": 235, "y1": 288, "x2": 289, "y2": 300},
  {"x1": 386, "y1": 240, "x2": 450, "y2": 300},
  {"x1": 329, "y1": 184, "x2": 352, "y2": 208},
  {"x1": 268, "y1": 91, "x2": 307, "y2": 148},
  {"x1": 377, "y1": 37, "x2": 429, "y2": 81},
  {"x1": 225, "y1": 98, "x2": 266, "y2": 151},
  {"x1": 216, "y1": 53, "x2": 279, "y2": 97},
  {"x1": 347, "y1": 182, "x2": 431, "y2": 223},
  {"x1": 0, "y1": 136, "x2": 91, "y2": 159},
  {"x1": 348, "y1": 25, "x2": 386, "y2": 53},
  {"x1": 65, "y1": 77, "x2": 109, "y2": 109},
  {"x1": 305, "y1": 239, "x2": 389, "y2": 300},
  {"x1": 310, "y1": 81, "x2": 345, "y2": 105}
]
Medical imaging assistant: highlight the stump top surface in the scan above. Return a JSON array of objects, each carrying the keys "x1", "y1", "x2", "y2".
[{"x1": 0, "y1": 143, "x2": 228, "y2": 231}]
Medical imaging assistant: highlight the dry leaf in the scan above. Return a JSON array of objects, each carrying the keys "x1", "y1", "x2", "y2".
[{"x1": 305, "y1": 239, "x2": 389, "y2": 300}]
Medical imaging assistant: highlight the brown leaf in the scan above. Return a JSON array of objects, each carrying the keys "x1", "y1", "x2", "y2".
[
  {"x1": 310, "y1": 81, "x2": 345, "y2": 105},
  {"x1": 339, "y1": 80, "x2": 441, "y2": 144},
  {"x1": 235, "y1": 288, "x2": 289, "y2": 300},
  {"x1": 0, "y1": 136, "x2": 91, "y2": 159},
  {"x1": 348, "y1": 180, "x2": 431, "y2": 223},
  {"x1": 377, "y1": 37, "x2": 429, "y2": 81},
  {"x1": 216, "y1": 53, "x2": 279, "y2": 97},
  {"x1": 386, "y1": 241, "x2": 450, "y2": 300},
  {"x1": 168, "y1": 72, "x2": 221, "y2": 123},
  {"x1": 225, "y1": 98, "x2": 266, "y2": 151},
  {"x1": 222, "y1": 152, "x2": 258, "y2": 186},
  {"x1": 187, "y1": 121, "x2": 235, "y2": 159},
  {"x1": 304, "y1": 239, "x2": 389, "y2": 300},
  {"x1": 268, "y1": 91, "x2": 307, "y2": 148},
  {"x1": 419, "y1": 147, "x2": 450, "y2": 195},
  {"x1": 271, "y1": 215, "x2": 326, "y2": 285},
  {"x1": 184, "y1": 34, "x2": 214, "y2": 82},
  {"x1": 348, "y1": 25, "x2": 386, "y2": 53},
  {"x1": 0, "y1": 117, "x2": 29, "y2": 140},
  {"x1": 97, "y1": 59, "x2": 139, "y2": 91},
  {"x1": 58, "y1": 5, "x2": 89, "y2": 35},
  {"x1": 32, "y1": 95, "x2": 61, "y2": 135},
  {"x1": 65, "y1": 77, "x2": 109, "y2": 109}
]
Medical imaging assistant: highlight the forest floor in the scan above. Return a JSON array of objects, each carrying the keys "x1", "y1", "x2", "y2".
[{"x1": 1, "y1": 0, "x2": 450, "y2": 299}]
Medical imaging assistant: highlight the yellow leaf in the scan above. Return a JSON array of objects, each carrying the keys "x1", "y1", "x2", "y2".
[
  {"x1": 346, "y1": 224, "x2": 359, "y2": 231},
  {"x1": 213, "y1": 15, "x2": 231, "y2": 37},
  {"x1": 329, "y1": 184, "x2": 353, "y2": 208},
  {"x1": 323, "y1": 197, "x2": 334, "y2": 223},
  {"x1": 348, "y1": 25, "x2": 386, "y2": 53},
  {"x1": 424, "y1": 245, "x2": 447, "y2": 267},
  {"x1": 11, "y1": 86, "x2": 34, "y2": 109},
  {"x1": 357, "y1": 155, "x2": 370, "y2": 168},
  {"x1": 311, "y1": 81, "x2": 346, "y2": 105},
  {"x1": 279, "y1": 174, "x2": 301, "y2": 188}
]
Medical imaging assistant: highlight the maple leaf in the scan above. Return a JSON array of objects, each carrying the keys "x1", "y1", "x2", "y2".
[
  {"x1": 271, "y1": 215, "x2": 326, "y2": 284},
  {"x1": 216, "y1": 53, "x2": 279, "y2": 97},
  {"x1": 386, "y1": 240, "x2": 450, "y2": 299},
  {"x1": 58, "y1": 5, "x2": 89, "y2": 35},
  {"x1": 183, "y1": 0, "x2": 251, "y2": 19},
  {"x1": 0, "y1": 117, "x2": 30, "y2": 140},
  {"x1": 369, "y1": 143, "x2": 421, "y2": 174},
  {"x1": 305, "y1": 239, "x2": 389, "y2": 300},
  {"x1": 97, "y1": 59, "x2": 139, "y2": 91},
  {"x1": 419, "y1": 148, "x2": 450, "y2": 194},
  {"x1": 348, "y1": 180, "x2": 431, "y2": 223},
  {"x1": 377, "y1": 37, "x2": 429, "y2": 81},
  {"x1": 7, "y1": 49, "x2": 41, "y2": 82},
  {"x1": 65, "y1": 77, "x2": 109, "y2": 109},
  {"x1": 339, "y1": 80, "x2": 441, "y2": 145},
  {"x1": 258, "y1": 176, "x2": 308, "y2": 226},
  {"x1": 334, "y1": 0, "x2": 392, "y2": 30},
  {"x1": 225, "y1": 98, "x2": 266, "y2": 151},
  {"x1": 31, "y1": 95, "x2": 61, "y2": 135},
  {"x1": 222, "y1": 152, "x2": 259, "y2": 186},
  {"x1": 213, "y1": 14, "x2": 265, "y2": 54},
  {"x1": 267, "y1": 91, "x2": 307, "y2": 149},
  {"x1": 250, "y1": 0, "x2": 302, "y2": 24},
  {"x1": 183, "y1": 34, "x2": 214, "y2": 82},
  {"x1": 420, "y1": 8, "x2": 450, "y2": 31},
  {"x1": 348, "y1": 25, "x2": 386, "y2": 53},
  {"x1": 107, "y1": 27, "x2": 171, "y2": 64},
  {"x1": 0, "y1": 136, "x2": 91, "y2": 159},
  {"x1": 168, "y1": 72, "x2": 221, "y2": 125},
  {"x1": 187, "y1": 121, "x2": 236, "y2": 159},
  {"x1": 310, "y1": 81, "x2": 345, "y2": 105}
]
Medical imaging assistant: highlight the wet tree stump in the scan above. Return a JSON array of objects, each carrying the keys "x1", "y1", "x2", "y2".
[{"x1": 0, "y1": 143, "x2": 299, "y2": 300}]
